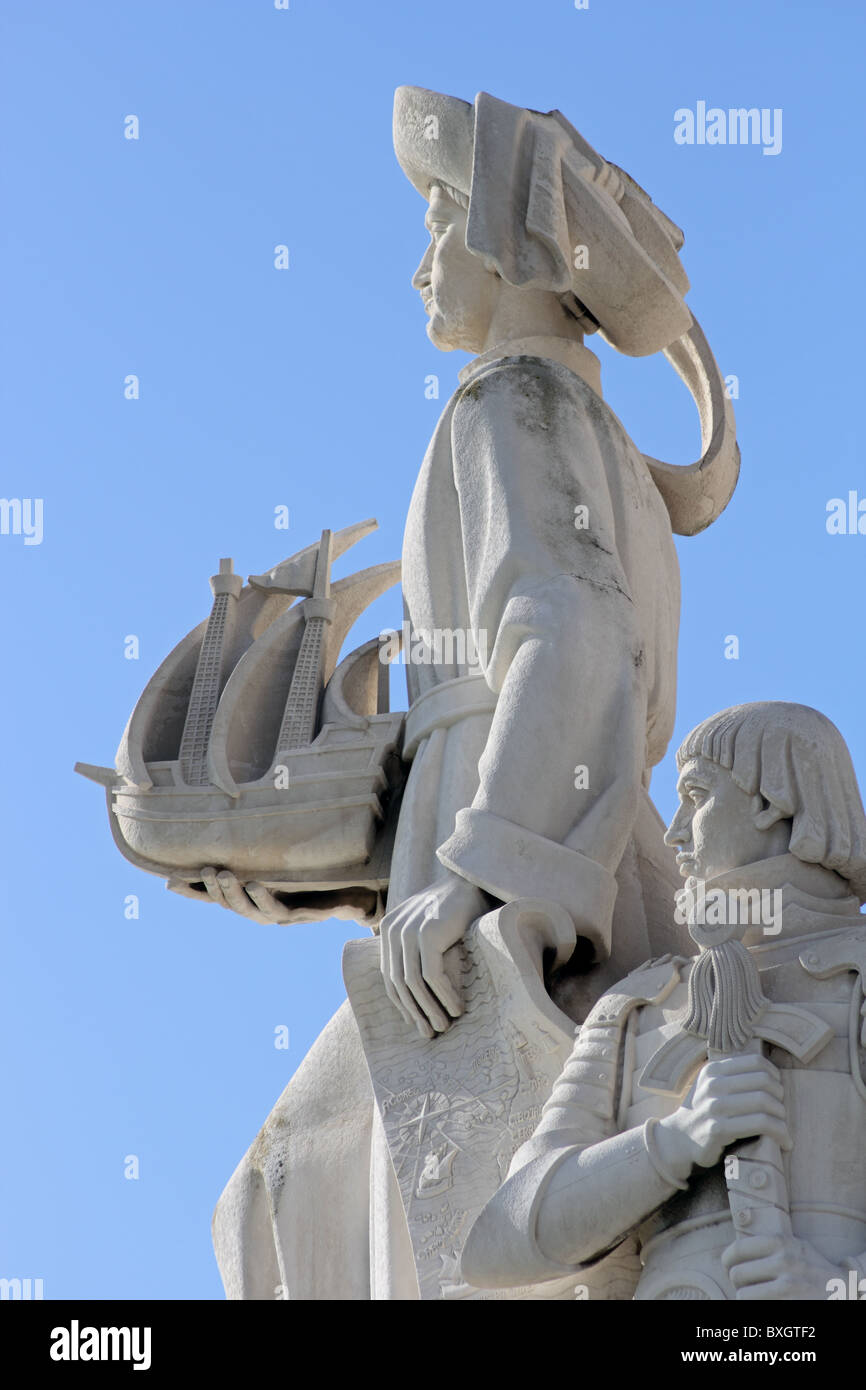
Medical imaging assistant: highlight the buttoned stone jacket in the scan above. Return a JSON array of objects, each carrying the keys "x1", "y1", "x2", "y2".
[{"x1": 462, "y1": 865, "x2": 866, "y2": 1299}]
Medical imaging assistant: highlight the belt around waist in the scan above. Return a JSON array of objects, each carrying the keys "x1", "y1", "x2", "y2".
[{"x1": 403, "y1": 673, "x2": 498, "y2": 760}]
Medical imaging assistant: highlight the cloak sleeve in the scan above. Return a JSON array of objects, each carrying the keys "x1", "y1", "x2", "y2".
[{"x1": 435, "y1": 355, "x2": 652, "y2": 954}]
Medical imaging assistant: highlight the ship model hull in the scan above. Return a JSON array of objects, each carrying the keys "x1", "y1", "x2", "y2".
[{"x1": 108, "y1": 724, "x2": 403, "y2": 882}]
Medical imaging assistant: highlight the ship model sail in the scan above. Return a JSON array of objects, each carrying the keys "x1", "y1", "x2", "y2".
[{"x1": 76, "y1": 521, "x2": 405, "y2": 918}]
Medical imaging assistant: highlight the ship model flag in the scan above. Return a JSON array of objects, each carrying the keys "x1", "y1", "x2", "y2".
[{"x1": 75, "y1": 520, "x2": 406, "y2": 921}]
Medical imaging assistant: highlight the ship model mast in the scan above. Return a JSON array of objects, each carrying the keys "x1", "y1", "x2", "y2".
[
  {"x1": 273, "y1": 530, "x2": 334, "y2": 756},
  {"x1": 175, "y1": 531, "x2": 338, "y2": 790},
  {"x1": 178, "y1": 558, "x2": 243, "y2": 787}
]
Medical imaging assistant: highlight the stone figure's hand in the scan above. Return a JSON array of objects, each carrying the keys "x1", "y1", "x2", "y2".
[
  {"x1": 168, "y1": 868, "x2": 303, "y2": 925},
  {"x1": 379, "y1": 875, "x2": 488, "y2": 1038},
  {"x1": 722, "y1": 1234, "x2": 842, "y2": 1300},
  {"x1": 653, "y1": 1055, "x2": 791, "y2": 1181}
]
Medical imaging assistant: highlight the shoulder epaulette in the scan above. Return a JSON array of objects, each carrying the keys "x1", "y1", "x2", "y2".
[
  {"x1": 800, "y1": 923, "x2": 866, "y2": 981},
  {"x1": 582, "y1": 954, "x2": 686, "y2": 1031}
]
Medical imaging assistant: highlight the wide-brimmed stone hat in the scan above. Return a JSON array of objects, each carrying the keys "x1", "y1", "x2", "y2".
[
  {"x1": 393, "y1": 85, "x2": 692, "y2": 358},
  {"x1": 393, "y1": 85, "x2": 741, "y2": 537}
]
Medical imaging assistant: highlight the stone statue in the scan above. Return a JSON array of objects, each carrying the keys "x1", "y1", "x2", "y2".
[
  {"x1": 463, "y1": 702, "x2": 866, "y2": 1301},
  {"x1": 196, "y1": 86, "x2": 739, "y2": 1019},
  {"x1": 76, "y1": 86, "x2": 742, "y2": 1300},
  {"x1": 377, "y1": 85, "x2": 738, "y2": 1037},
  {"x1": 208, "y1": 88, "x2": 742, "y2": 1300}
]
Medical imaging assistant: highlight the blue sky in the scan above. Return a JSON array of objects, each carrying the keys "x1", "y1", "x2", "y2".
[{"x1": 1, "y1": 0, "x2": 864, "y2": 1298}]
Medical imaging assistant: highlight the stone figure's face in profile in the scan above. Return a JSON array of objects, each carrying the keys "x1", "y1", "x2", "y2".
[
  {"x1": 412, "y1": 184, "x2": 499, "y2": 353},
  {"x1": 664, "y1": 756, "x2": 789, "y2": 882}
]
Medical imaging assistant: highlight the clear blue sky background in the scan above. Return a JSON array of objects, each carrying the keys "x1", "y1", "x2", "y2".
[{"x1": 1, "y1": 0, "x2": 863, "y2": 1299}]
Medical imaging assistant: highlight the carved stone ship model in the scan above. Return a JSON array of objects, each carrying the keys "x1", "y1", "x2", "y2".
[{"x1": 76, "y1": 520, "x2": 405, "y2": 910}]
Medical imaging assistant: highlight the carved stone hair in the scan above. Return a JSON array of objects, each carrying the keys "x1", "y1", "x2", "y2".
[{"x1": 677, "y1": 701, "x2": 866, "y2": 902}]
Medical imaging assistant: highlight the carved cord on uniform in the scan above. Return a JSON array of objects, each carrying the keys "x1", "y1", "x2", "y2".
[{"x1": 682, "y1": 939, "x2": 767, "y2": 1054}]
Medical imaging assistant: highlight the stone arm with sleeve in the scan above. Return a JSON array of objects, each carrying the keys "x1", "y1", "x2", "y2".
[{"x1": 460, "y1": 986, "x2": 684, "y2": 1289}]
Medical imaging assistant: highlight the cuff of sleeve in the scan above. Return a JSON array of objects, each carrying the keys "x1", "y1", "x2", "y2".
[
  {"x1": 643, "y1": 1117, "x2": 690, "y2": 1191},
  {"x1": 533, "y1": 1124, "x2": 686, "y2": 1269},
  {"x1": 460, "y1": 1148, "x2": 586, "y2": 1290},
  {"x1": 437, "y1": 807, "x2": 617, "y2": 958}
]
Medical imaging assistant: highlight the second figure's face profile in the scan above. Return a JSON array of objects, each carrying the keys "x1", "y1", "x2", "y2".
[{"x1": 665, "y1": 755, "x2": 790, "y2": 883}]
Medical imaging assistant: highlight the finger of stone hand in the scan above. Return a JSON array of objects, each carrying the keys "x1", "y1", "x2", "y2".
[
  {"x1": 216, "y1": 871, "x2": 269, "y2": 922},
  {"x1": 418, "y1": 934, "x2": 462, "y2": 1018},
  {"x1": 379, "y1": 932, "x2": 414, "y2": 1029},
  {"x1": 392, "y1": 971, "x2": 436, "y2": 1039},
  {"x1": 721, "y1": 1238, "x2": 777, "y2": 1273},
  {"x1": 719, "y1": 1114, "x2": 791, "y2": 1150},
  {"x1": 380, "y1": 904, "x2": 408, "y2": 936},
  {"x1": 403, "y1": 968, "x2": 451, "y2": 1033},
  {"x1": 201, "y1": 867, "x2": 229, "y2": 907},
  {"x1": 383, "y1": 930, "x2": 434, "y2": 1036},
  {"x1": 167, "y1": 875, "x2": 208, "y2": 901},
  {"x1": 715, "y1": 1089, "x2": 788, "y2": 1120},
  {"x1": 402, "y1": 934, "x2": 452, "y2": 1033},
  {"x1": 245, "y1": 882, "x2": 292, "y2": 923},
  {"x1": 715, "y1": 1070, "x2": 785, "y2": 1101},
  {"x1": 732, "y1": 1280, "x2": 782, "y2": 1301},
  {"x1": 727, "y1": 1257, "x2": 785, "y2": 1290},
  {"x1": 380, "y1": 911, "x2": 406, "y2": 961},
  {"x1": 390, "y1": 937, "x2": 438, "y2": 1036}
]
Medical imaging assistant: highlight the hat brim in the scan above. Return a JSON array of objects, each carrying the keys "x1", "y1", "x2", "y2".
[{"x1": 393, "y1": 85, "x2": 474, "y2": 199}]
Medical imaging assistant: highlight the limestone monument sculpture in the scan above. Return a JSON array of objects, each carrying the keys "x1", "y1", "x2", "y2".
[
  {"x1": 77, "y1": 86, "x2": 744, "y2": 1299},
  {"x1": 76, "y1": 520, "x2": 403, "y2": 927},
  {"x1": 463, "y1": 702, "x2": 866, "y2": 1302}
]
